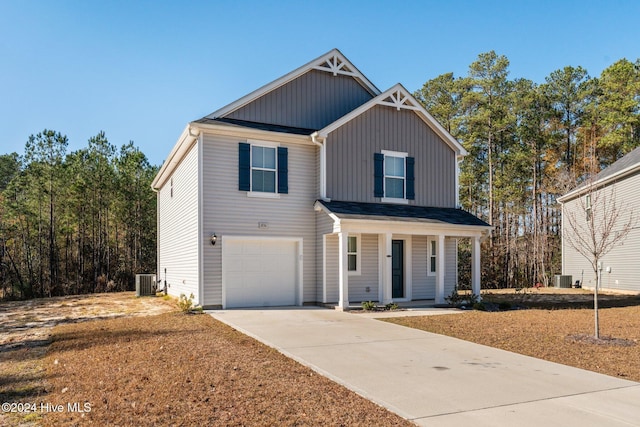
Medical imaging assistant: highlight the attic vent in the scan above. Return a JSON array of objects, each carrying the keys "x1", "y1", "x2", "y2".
[{"x1": 136, "y1": 274, "x2": 156, "y2": 297}]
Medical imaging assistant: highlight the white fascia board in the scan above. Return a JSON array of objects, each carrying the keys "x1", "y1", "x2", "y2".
[
  {"x1": 205, "y1": 48, "x2": 380, "y2": 120},
  {"x1": 317, "y1": 83, "x2": 468, "y2": 157},
  {"x1": 333, "y1": 217, "x2": 492, "y2": 237},
  {"x1": 151, "y1": 125, "x2": 199, "y2": 191},
  {"x1": 558, "y1": 163, "x2": 640, "y2": 203}
]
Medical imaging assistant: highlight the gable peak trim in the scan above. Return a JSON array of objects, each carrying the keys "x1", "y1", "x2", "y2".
[{"x1": 205, "y1": 49, "x2": 380, "y2": 120}]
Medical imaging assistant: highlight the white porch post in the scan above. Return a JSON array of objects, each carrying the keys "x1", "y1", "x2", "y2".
[
  {"x1": 471, "y1": 236, "x2": 481, "y2": 297},
  {"x1": 436, "y1": 234, "x2": 445, "y2": 304},
  {"x1": 322, "y1": 234, "x2": 327, "y2": 304},
  {"x1": 381, "y1": 232, "x2": 393, "y2": 304},
  {"x1": 337, "y1": 231, "x2": 349, "y2": 310}
]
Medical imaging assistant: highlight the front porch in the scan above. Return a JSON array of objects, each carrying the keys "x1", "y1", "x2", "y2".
[{"x1": 315, "y1": 200, "x2": 492, "y2": 310}]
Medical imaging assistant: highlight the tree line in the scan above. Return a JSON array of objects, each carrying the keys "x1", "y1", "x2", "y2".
[
  {"x1": 0, "y1": 131, "x2": 158, "y2": 299},
  {"x1": 2, "y1": 53, "x2": 639, "y2": 299},
  {"x1": 414, "y1": 52, "x2": 640, "y2": 288}
]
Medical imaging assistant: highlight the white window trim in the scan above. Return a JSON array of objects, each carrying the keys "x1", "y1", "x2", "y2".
[
  {"x1": 248, "y1": 139, "x2": 280, "y2": 196},
  {"x1": 428, "y1": 238, "x2": 437, "y2": 276},
  {"x1": 347, "y1": 233, "x2": 361, "y2": 276},
  {"x1": 381, "y1": 150, "x2": 408, "y2": 202}
]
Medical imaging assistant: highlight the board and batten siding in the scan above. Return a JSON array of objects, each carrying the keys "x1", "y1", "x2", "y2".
[
  {"x1": 562, "y1": 171, "x2": 640, "y2": 292},
  {"x1": 226, "y1": 70, "x2": 374, "y2": 130},
  {"x1": 201, "y1": 134, "x2": 319, "y2": 307},
  {"x1": 412, "y1": 236, "x2": 458, "y2": 299},
  {"x1": 158, "y1": 141, "x2": 200, "y2": 303},
  {"x1": 325, "y1": 105, "x2": 456, "y2": 207}
]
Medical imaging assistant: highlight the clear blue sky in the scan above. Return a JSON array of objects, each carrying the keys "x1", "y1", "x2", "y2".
[{"x1": 1, "y1": 0, "x2": 639, "y2": 166}]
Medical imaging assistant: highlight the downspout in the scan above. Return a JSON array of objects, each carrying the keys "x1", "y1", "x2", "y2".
[{"x1": 311, "y1": 132, "x2": 328, "y2": 200}]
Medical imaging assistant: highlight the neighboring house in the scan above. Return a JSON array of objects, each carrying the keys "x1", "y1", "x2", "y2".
[
  {"x1": 558, "y1": 146, "x2": 640, "y2": 293},
  {"x1": 151, "y1": 49, "x2": 491, "y2": 309}
]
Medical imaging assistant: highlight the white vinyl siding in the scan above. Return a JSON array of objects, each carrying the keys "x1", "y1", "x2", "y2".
[
  {"x1": 158, "y1": 141, "x2": 200, "y2": 303},
  {"x1": 348, "y1": 234, "x2": 378, "y2": 302},
  {"x1": 412, "y1": 236, "x2": 457, "y2": 300},
  {"x1": 201, "y1": 133, "x2": 318, "y2": 307}
]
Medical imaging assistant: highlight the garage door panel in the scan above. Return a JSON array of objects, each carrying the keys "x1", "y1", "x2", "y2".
[{"x1": 223, "y1": 239, "x2": 298, "y2": 308}]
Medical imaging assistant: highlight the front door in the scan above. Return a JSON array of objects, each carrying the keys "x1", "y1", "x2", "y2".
[{"x1": 392, "y1": 240, "x2": 404, "y2": 298}]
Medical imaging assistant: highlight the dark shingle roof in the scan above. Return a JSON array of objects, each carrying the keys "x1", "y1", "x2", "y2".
[
  {"x1": 194, "y1": 117, "x2": 316, "y2": 135},
  {"x1": 561, "y1": 145, "x2": 640, "y2": 200},
  {"x1": 317, "y1": 200, "x2": 490, "y2": 227},
  {"x1": 592, "y1": 145, "x2": 640, "y2": 183}
]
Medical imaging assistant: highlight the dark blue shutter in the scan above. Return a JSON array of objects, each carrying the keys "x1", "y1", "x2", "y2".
[
  {"x1": 374, "y1": 152, "x2": 384, "y2": 197},
  {"x1": 238, "y1": 143, "x2": 250, "y2": 191},
  {"x1": 277, "y1": 147, "x2": 288, "y2": 194},
  {"x1": 406, "y1": 157, "x2": 415, "y2": 200}
]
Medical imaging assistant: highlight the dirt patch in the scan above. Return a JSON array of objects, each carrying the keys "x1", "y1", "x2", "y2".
[
  {"x1": 0, "y1": 293, "x2": 174, "y2": 427},
  {"x1": 0, "y1": 293, "x2": 174, "y2": 352},
  {"x1": 384, "y1": 304, "x2": 640, "y2": 382}
]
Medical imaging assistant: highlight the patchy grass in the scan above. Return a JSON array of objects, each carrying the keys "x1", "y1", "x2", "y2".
[
  {"x1": 1, "y1": 293, "x2": 409, "y2": 426},
  {"x1": 41, "y1": 312, "x2": 409, "y2": 426},
  {"x1": 384, "y1": 301, "x2": 640, "y2": 382}
]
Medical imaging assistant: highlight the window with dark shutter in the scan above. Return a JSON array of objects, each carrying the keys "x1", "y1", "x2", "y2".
[
  {"x1": 277, "y1": 147, "x2": 288, "y2": 194},
  {"x1": 238, "y1": 142, "x2": 251, "y2": 191},
  {"x1": 406, "y1": 157, "x2": 415, "y2": 200},
  {"x1": 374, "y1": 153, "x2": 384, "y2": 198}
]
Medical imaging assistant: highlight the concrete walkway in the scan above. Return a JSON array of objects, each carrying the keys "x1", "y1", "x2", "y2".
[{"x1": 209, "y1": 307, "x2": 640, "y2": 426}]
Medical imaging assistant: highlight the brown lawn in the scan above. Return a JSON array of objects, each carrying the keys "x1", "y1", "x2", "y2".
[
  {"x1": 3, "y1": 289, "x2": 639, "y2": 426},
  {"x1": 1, "y1": 293, "x2": 409, "y2": 426}
]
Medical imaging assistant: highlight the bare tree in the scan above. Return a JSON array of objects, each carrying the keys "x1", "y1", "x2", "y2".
[{"x1": 562, "y1": 181, "x2": 636, "y2": 338}]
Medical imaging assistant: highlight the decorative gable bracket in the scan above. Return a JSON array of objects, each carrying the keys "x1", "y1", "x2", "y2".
[
  {"x1": 379, "y1": 89, "x2": 421, "y2": 111},
  {"x1": 313, "y1": 54, "x2": 358, "y2": 78}
]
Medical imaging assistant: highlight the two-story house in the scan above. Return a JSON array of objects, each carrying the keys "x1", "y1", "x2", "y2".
[{"x1": 151, "y1": 49, "x2": 491, "y2": 309}]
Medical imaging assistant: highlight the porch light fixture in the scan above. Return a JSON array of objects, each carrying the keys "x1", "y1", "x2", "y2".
[{"x1": 210, "y1": 233, "x2": 217, "y2": 246}]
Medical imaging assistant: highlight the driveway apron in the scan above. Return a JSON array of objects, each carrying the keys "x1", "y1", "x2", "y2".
[{"x1": 209, "y1": 307, "x2": 640, "y2": 426}]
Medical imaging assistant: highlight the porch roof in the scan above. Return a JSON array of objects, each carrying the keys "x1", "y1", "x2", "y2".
[{"x1": 315, "y1": 200, "x2": 490, "y2": 227}]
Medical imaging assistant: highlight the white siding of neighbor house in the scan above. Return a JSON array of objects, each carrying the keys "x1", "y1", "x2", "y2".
[
  {"x1": 157, "y1": 141, "x2": 200, "y2": 303},
  {"x1": 562, "y1": 171, "x2": 640, "y2": 292},
  {"x1": 201, "y1": 133, "x2": 318, "y2": 307}
]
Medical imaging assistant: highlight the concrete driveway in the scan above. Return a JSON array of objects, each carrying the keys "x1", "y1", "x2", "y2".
[{"x1": 209, "y1": 307, "x2": 640, "y2": 426}]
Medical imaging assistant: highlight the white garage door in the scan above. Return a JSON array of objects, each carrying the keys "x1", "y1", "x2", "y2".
[{"x1": 223, "y1": 238, "x2": 298, "y2": 308}]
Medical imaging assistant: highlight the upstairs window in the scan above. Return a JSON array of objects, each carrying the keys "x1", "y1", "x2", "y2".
[
  {"x1": 251, "y1": 146, "x2": 276, "y2": 193},
  {"x1": 385, "y1": 155, "x2": 405, "y2": 198},
  {"x1": 374, "y1": 151, "x2": 414, "y2": 202},
  {"x1": 238, "y1": 142, "x2": 288, "y2": 196}
]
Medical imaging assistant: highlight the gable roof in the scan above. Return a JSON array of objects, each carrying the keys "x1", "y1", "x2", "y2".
[
  {"x1": 558, "y1": 145, "x2": 640, "y2": 202},
  {"x1": 315, "y1": 200, "x2": 490, "y2": 227},
  {"x1": 205, "y1": 49, "x2": 380, "y2": 120},
  {"x1": 313, "y1": 83, "x2": 468, "y2": 157}
]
